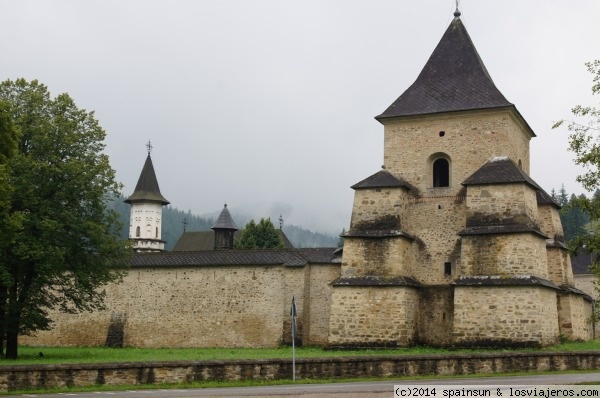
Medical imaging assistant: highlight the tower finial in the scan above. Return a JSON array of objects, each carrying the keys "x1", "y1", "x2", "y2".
[
  {"x1": 279, "y1": 214, "x2": 284, "y2": 230},
  {"x1": 146, "y1": 140, "x2": 153, "y2": 155},
  {"x1": 454, "y1": 0, "x2": 461, "y2": 17},
  {"x1": 182, "y1": 216, "x2": 188, "y2": 232}
]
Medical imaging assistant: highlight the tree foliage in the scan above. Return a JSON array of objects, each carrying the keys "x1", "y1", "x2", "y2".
[
  {"x1": 0, "y1": 79, "x2": 129, "y2": 359},
  {"x1": 550, "y1": 187, "x2": 590, "y2": 242},
  {"x1": 553, "y1": 60, "x2": 600, "y2": 318},
  {"x1": 234, "y1": 218, "x2": 284, "y2": 249}
]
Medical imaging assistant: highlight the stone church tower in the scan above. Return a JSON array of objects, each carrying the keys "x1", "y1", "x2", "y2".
[
  {"x1": 124, "y1": 144, "x2": 170, "y2": 252},
  {"x1": 328, "y1": 10, "x2": 592, "y2": 347}
]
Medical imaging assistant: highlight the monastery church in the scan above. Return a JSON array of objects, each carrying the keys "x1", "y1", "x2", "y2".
[{"x1": 23, "y1": 11, "x2": 593, "y2": 349}]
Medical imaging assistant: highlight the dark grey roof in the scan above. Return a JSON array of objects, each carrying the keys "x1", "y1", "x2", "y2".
[
  {"x1": 376, "y1": 16, "x2": 517, "y2": 121},
  {"x1": 172, "y1": 231, "x2": 215, "y2": 251},
  {"x1": 172, "y1": 229, "x2": 295, "y2": 252},
  {"x1": 331, "y1": 275, "x2": 421, "y2": 287},
  {"x1": 124, "y1": 155, "x2": 169, "y2": 205},
  {"x1": 453, "y1": 275, "x2": 559, "y2": 289},
  {"x1": 343, "y1": 229, "x2": 415, "y2": 240},
  {"x1": 571, "y1": 251, "x2": 595, "y2": 275},
  {"x1": 211, "y1": 204, "x2": 238, "y2": 231},
  {"x1": 536, "y1": 189, "x2": 561, "y2": 209},
  {"x1": 351, "y1": 170, "x2": 413, "y2": 190},
  {"x1": 459, "y1": 224, "x2": 548, "y2": 239},
  {"x1": 462, "y1": 157, "x2": 540, "y2": 189},
  {"x1": 130, "y1": 248, "x2": 338, "y2": 268}
]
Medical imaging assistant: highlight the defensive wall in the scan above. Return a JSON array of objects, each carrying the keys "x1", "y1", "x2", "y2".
[{"x1": 1, "y1": 351, "x2": 599, "y2": 392}]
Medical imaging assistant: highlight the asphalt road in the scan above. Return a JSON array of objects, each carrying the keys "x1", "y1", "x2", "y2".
[{"x1": 17, "y1": 373, "x2": 600, "y2": 398}]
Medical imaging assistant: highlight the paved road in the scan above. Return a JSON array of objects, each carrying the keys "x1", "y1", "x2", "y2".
[{"x1": 18, "y1": 373, "x2": 600, "y2": 398}]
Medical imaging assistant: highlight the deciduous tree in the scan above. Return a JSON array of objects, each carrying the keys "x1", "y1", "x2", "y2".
[
  {"x1": 0, "y1": 79, "x2": 129, "y2": 359},
  {"x1": 235, "y1": 218, "x2": 284, "y2": 249},
  {"x1": 553, "y1": 60, "x2": 600, "y2": 318}
]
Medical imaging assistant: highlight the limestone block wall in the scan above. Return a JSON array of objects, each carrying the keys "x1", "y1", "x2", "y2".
[
  {"x1": 453, "y1": 286, "x2": 559, "y2": 346},
  {"x1": 350, "y1": 188, "x2": 408, "y2": 228},
  {"x1": 403, "y1": 197, "x2": 466, "y2": 284},
  {"x1": 557, "y1": 292, "x2": 593, "y2": 341},
  {"x1": 382, "y1": 109, "x2": 532, "y2": 195},
  {"x1": 574, "y1": 274, "x2": 597, "y2": 299},
  {"x1": 302, "y1": 265, "x2": 340, "y2": 345},
  {"x1": 465, "y1": 184, "x2": 539, "y2": 227},
  {"x1": 417, "y1": 286, "x2": 454, "y2": 346},
  {"x1": 22, "y1": 262, "x2": 341, "y2": 349},
  {"x1": 328, "y1": 286, "x2": 419, "y2": 346},
  {"x1": 538, "y1": 205, "x2": 565, "y2": 241},
  {"x1": 281, "y1": 266, "x2": 306, "y2": 345},
  {"x1": 460, "y1": 233, "x2": 548, "y2": 278},
  {"x1": 340, "y1": 237, "x2": 414, "y2": 277},
  {"x1": 547, "y1": 247, "x2": 574, "y2": 286}
]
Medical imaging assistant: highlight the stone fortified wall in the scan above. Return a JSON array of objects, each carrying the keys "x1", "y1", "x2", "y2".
[{"x1": 21, "y1": 263, "x2": 339, "y2": 348}]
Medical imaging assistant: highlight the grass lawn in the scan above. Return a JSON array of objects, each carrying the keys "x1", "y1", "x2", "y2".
[{"x1": 1, "y1": 340, "x2": 599, "y2": 365}]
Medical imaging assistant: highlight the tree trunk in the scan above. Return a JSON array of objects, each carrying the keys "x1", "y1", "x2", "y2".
[
  {"x1": 5, "y1": 326, "x2": 17, "y2": 360},
  {"x1": 0, "y1": 285, "x2": 6, "y2": 357}
]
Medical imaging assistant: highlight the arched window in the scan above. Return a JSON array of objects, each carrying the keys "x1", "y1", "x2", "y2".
[
  {"x1": 136, "y1": 226, "x2": 141, "y2": 237},
  {"x1": 433, "y1": 158, "x2": 449, "y2": 187}
]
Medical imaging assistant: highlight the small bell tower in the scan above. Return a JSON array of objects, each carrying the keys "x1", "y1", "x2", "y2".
[
  {"x1": 124, "y1": 141, "x2": 170, "y2": 252},
  {"x1": 211, "y1": 204, "x2": 238, "y2": 249}
]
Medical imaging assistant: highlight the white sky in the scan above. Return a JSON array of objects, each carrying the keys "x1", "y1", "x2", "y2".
[{"x1": 2, "y1": 0, "x2": 599, "y2": 234}]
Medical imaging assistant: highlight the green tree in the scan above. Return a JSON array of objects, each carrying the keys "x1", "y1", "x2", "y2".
[
  {"x1": 0, "y1": 79, "x2": 129, "y2": 359},
  {"x1": 553, "y1": 60, "x2": 600, "y2": 318},
  {"x1": 235, "y1": 218, "x2": 284, "y2": 249},
  {"x1": 562, "y1": 194, "x2": 590, "y2": 241}
]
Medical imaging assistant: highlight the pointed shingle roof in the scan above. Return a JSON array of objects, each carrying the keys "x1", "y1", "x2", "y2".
[
  {"x1": 376, "y1": 16, "x2": 514, "y2": 121},
  {"x1": 351, "y1": 170, "x2": 414, "y2": 190},
  {"x1": 462, "y1": 157, "x2": 540, "y2": 189},
  {"x1": 462, "y1": 156, "x2": 559, "y2": 208},
  {"x1": 211, "y1": 204, "x2": 238, "y2": 231},
  {"x1": 124, "y1": 154, "x2": 170, "y2": 205}
]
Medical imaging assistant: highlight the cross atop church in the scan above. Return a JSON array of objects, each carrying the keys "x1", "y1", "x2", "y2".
[
  {"x1": 454, "y1": 0, "x2": 461, "y2": 17},
  {"x1": 146, "y1": 140, "x2": 153, "y2": 155}
]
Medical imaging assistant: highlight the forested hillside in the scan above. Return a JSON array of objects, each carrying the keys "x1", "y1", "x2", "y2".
[{"x1": 107, "y1": 196, "x2": 339, "y2": 250}]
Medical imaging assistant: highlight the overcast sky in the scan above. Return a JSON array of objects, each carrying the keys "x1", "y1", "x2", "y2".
[{"x1": 2, "y1": 1, "x2": 599, "y2": 234}]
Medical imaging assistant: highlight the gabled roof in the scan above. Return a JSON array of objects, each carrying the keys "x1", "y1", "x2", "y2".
[
  {"x1": 462, "y1": 157, "x2": 540, "y2": 189},
  {"x1": 124, "y1": 154, "x2": 170, "y2": 205},
  {"x1": 376, "y1": 15, "x2": 514, "y2": 121},
  {"x1": 211, "y1": 204, "x2": 238, "y2": 231},
  {"x1": 351, "y1": 170, "x2": 413, "y2": 190},
  {"x1": 172, "y1": 229, "x2": 294, "y2": 251}
]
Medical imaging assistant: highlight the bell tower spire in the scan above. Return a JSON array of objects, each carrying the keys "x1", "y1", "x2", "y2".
[{"x1": 125, "y1": 143, "x2": 170, "y2": 252}]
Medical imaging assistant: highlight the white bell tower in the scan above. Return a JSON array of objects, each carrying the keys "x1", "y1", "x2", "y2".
[{"x1": 124, "y1": 141, "x2": 170, "y2": 252}]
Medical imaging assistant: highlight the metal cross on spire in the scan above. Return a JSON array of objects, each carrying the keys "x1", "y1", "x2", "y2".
[
  {"x1": 279, "y1": 214, "x2": 284, "y2": 230},
  {"x1": 454, "y1": 0, "x2": 461, "y2": 17},
  {"x1": 146, "y1": 140, "x2": 153, "y2": 155}
]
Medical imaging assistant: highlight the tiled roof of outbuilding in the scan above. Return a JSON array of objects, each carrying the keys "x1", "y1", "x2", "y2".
[
  {"x1": 130, "y1": 247, "x2": 339, "y2": 268},
  {"x1": 376, "y1": 16, "x2": 516, "y2": 122},
  {"x1": 124, "y1": 154, "x2": 169, "y2": 205}
]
